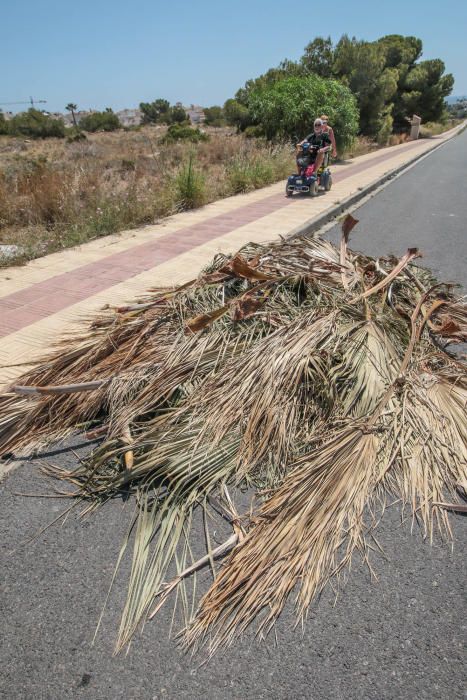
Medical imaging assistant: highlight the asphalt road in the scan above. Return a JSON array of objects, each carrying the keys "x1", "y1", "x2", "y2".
[
  {"x1": 326, "y1": 128, "x2": 467, "y2": 291},
  {"x1": 1, "y1": 132, "x2": 466, "y2": 700}
]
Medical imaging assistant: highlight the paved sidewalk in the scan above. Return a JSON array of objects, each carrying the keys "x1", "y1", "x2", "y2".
[{"x1": 0, "y1": 125, "x2": 463, "y2": 387}]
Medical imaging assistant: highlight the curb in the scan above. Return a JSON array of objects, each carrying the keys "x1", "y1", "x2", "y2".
[{"x1": 286, "y1": 121, "x2": 467, "y2": 241}]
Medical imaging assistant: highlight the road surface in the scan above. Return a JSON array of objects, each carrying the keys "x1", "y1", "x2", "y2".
[{"x1": 1, "y1": 131, "x2": 466, "y2": 700}]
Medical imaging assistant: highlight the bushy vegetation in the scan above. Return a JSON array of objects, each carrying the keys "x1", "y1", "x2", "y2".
[
  {"x1": 66, "y1": 126, "x2": 87, "y2": 143},
  {"x1": 140, "y1": 99, "x2": 188, "y2": 125},
  {"x1": 447, "y1": 98, "x2": 467, "y2": 120},
  {"x1": 225, "y1": 33, "x2": 454, "y2": 146},
  {"x1": 3, "y1": 109, "x2": 65, "y2": 138},
  {"x1": 160, "y1": 124, "x2": 209, "y2": 143},
  {"x1": 247, "y1": 74, "x2": 358, "y2": 151},
  {"x1": 203, "y1": 106, "x2": 225, "y2": 127},
  {"x1": 173, "y1": 153, "x2": 206, "y2": 208},
  {"x1": 79, "y1": 109, "x2": 121, "y2": 132},
  {"x1": 223, "y1": 99, "x2": 251, "y2": 131}
]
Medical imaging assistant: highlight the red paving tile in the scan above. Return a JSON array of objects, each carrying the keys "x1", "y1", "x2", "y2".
[{"x1": 0, "y1": 140, "x2": 428, "y2": 341}]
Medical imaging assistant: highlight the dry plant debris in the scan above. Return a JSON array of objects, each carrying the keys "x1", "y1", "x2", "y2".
[{"x1": 0, "y1": 216, "x2": 466, "y2": 657}]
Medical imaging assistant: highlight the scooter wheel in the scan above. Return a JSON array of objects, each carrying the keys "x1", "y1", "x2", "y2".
[
  {"x1": 309, "y1": 181, "x2": 318, "y2": 197},
  {"x1": 325, "y1": 174, "x2": 332, "y2": 192}
]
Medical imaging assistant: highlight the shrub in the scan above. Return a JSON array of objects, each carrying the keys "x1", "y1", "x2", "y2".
[
  {"x1": 203, "y1": 106, "x2": 225, "y2": 127},
  {"x1": 79, "y1": 110, "x2": 121, "y2": 132},
  {"x1": 140, "y1": 100, "x2": 187, "y2": 125},
  {"x1": 243, "y1": 125, "x2": 264, "y2": 139},
  {"x1": 247, "y1": 75, "x2": 359, "y2": 153},
  {"x1": 161, "y1": 124, "x2": 209, "y2": 143},
  {"x1": 66, "y1": 127, "x2": 87, "y2": 143},
  {"x1": 7, "y1": 109, "x2": 65, "y2": 138},
  {"x1": 376, "y1": 110, "x2": 394, "y2": 145},
  {"x1": 169, "y1": 106, "x2": 188, "y2": 124},
  {"x1": 174, "y1": 154, "x2": 206, "y2": 209},
  {"x1": 223, "y1": 99, "x2": 253, "y2": 131},
  {"x1": 140, "y1": 99, "x2": 171, "y2": 125}
]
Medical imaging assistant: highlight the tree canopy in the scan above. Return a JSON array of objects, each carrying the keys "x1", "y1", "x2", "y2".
[
  {"x1": 140, "y1": 99, "x2": 171, "y2": 124},
  {"x1": 230, "y1": 33, "x2": 454, "y2": 144},
  {"x1": 248, "y1": 75, "x2": 358, "y2": 150},
  {"x1": 140, "y1": 99, "x2": 188, "y2": 125},
  {"x1": 203, "y1": 106, "x2": 225, "y2": 127}
]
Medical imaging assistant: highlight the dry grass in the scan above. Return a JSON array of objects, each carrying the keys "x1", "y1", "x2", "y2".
[
  {"x1": 388, "y1": 132, "x2": 410, "y2": 146},
  {"x1": 341, "y1": 135, "x2": 382, "y2": 159},
  {"x1": 419, "y1": 119, "x2": 459, "y2": 138},
  {"x1": 0, "y1": 126, "x2": 293, "y2": 266}
]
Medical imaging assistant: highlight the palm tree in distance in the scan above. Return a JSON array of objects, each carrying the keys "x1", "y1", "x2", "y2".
[{"x1": 65, "y1": 103, "x2": 78, "y2": 127}]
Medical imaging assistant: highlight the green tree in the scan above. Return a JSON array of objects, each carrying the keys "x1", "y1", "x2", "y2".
[
  {"x1": 7, "y1": 109, "x2": 65, "y2": 138},
  {"x1": 377, "y1": 34, "x2": 422, "y2": 70},
  {"x1": 139, "y1": 99, "x2": 171, "y2": 124},
  {"x1": 247, "y1": 74, "x2": 358, "y2": 151},
  {"x1": 168, "y1": 105, "x2": 188, "y2": 124},
  {"x1": 235, "y1": 60, "x2": 304, "y2": 106},
  {"x1": 447, "y1": 99, "x2": 467, "y2": 120},
  {"x1": 203, "y1": 105, "x2": 225, "y2": 127},
  {"x1": 398, "y1": 59, "x2": 454, "y2": 124},
  {"x1": 333, "y1": 34, "x2": 453, "y2": 133},
  {"x1": 377, "y1": 35, "x2": 425, "y2": 128},
  {"x1": 65, "y1": 103, "x2": 78, "y2": 127},
  {"x1": 79, "y1": 109, "x2": 121, "y2": 132},
  {"x1": 301, "y1": 36, "x2": 334, "y2": 77},
  {"x1": 223, "y1": 99, "x2": 253, "y2": 131},
  {"x1": 333, "y1": 35, "x2": 399, "y2": 140},
  {"x1": 231, "y1": 32, "x2": 454, "y2": 143}
]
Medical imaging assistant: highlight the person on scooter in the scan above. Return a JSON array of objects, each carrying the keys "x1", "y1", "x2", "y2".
[
  {"x1": 320, "y1": 114, "x2": 337, "y2": 158},
  {"x1": 295, "y1": 142, "x2": 314, "y2": 175},
  {"x1": 299, "y1": 119, "x2": 332, "y2": 176}
]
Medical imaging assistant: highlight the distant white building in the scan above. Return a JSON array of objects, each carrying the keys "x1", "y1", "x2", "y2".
[
  {"x1": 187, "y1": 104, "x2": 205, "y2": 124},
  {"x1": 116, "y1": 108, "x2": 143, "y2": 127},
  {"x1": 62, "y1": 110, "x2": 96, "y2": 126}
]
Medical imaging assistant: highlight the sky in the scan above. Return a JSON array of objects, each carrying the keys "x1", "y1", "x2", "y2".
[{"x1": 2, "y1": 0, "x2": 465, "y2": 114}]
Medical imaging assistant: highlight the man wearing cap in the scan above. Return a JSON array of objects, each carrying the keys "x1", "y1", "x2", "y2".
[{"x1": 299, "y1": 119, "x2": 332, "y2": 176}]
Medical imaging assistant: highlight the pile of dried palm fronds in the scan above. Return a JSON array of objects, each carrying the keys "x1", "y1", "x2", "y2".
[{"x1": 1, "y1": 216, "x2": 466, "y2": 657}]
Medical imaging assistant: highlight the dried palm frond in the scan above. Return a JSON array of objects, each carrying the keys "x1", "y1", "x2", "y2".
[{"x1": 0, "y1": 217, "x2": 465, "y2": 656}]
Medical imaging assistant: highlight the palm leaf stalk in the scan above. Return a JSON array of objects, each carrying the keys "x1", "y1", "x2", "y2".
[{"x1": 0, "y1": 217, "x2": 465, "y2": 656}]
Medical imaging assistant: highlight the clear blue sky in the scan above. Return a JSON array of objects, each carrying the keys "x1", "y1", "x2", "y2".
[{"x1": 2, "y1": 0, "x2": 465, "y2": 113}]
